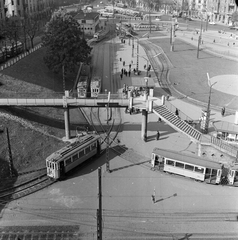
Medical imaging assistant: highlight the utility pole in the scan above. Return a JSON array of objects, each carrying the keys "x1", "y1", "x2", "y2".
[
  {"x1": 22, "y1": 0, "x2": 27, "y2": 51},
  {"x1": 97, "y1": 167, "x2": 102, "y2": 240},
  {"x1": 106, "y1": 92, "x2": 110, "y2": 172},
  {"x1": 197, "y1": 17, "x2": 203, "y2": 58},
  {"x1": 6, "y1": 128, "x2": 13, "y2": 178}
]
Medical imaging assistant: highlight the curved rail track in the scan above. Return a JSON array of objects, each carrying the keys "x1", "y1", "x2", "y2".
[{"x1": 0, "y1": 173, "x2": 56, "y2": 203}]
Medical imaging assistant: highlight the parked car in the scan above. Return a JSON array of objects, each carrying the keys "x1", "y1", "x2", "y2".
[{"x1": 209, "y1": 21, "x2": 216, "y2": 25}]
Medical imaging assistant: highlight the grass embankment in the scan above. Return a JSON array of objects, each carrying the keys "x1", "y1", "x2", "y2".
[{"x1": 0, "y1": 47, "x2": 79, "y2": 181}]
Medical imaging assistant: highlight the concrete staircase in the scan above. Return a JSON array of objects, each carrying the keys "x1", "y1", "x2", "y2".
[
  {"x1": 153, "y1": 104, "x2": 238, "y2": 159},
  {"x1": 153, "y1": 105, "x2": 202, "y2": 142}
]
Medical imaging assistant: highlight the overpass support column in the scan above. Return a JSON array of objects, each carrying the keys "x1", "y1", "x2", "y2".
[
  {"x1": 141, "y1": 109, "x2": 148, "y2": 142},
  {"x1": 64, "y1": 107, "x2": 70, "y2": 140},
  {"x1": 63, "y1": 93, "x2": 70, "y2": 140}
]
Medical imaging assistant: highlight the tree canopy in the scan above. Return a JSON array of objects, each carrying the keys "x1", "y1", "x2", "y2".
[
  {"x1": 231, "y1": 11, "x2": 238, "y2": 23},
  {"x1": 42, "y1": 11, "x2": 92, "y2": 74}
]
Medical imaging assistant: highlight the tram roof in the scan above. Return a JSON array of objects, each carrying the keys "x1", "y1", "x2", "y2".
[
  {"x1": 213, "y1": 121, "x2": 238, "y2": 135},
  {"x1": 153, "y1": 148, "x2": 223, "y2": 169},
  {"x1": 46, "y1": 134, "x2": 100, "y2": 163},
  {"x1": 131, "y1": 77, "x2": 155, "y2": 88}
]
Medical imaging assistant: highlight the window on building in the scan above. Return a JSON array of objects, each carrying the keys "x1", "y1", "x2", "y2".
[
  {"x1": 11, "y1": 0, "x2": 14, "y2": 5},
  {"x1": 17, "y1": 0, "x2": 20, "y2": 5},
  {"x1": 12, "y1": 10, "x2": 15, "y2": 16}
]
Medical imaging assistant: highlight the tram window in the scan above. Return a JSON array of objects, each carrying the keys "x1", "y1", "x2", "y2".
[
  {"x1": 211, "y1": 169, "x2": 217, "y2": 176},
  {"x1": 230, "y1": 171, "x2": 234, "y2": 177},
  {"x1": 91, "y1": 142, "x2": 96, "y2": 150},
  {"x1": 155, "y1": 155, "x2": 158, "y2": 161},
  {"x1": 47, "y1": 161, "x2": 49, "y2": 167},
  {"x1": 72, "y1": 154, "x2": 78, "y2": 161},
  {"x1": 195, "y1": 167, "x2": 204, "y2": 173},
  {"x1": 166, "y1": 159, "x2": 174, "y2": 166},
  {"x1": 185, "y1": 164, "x2": 194, "y2": 171},
  {"x1": 85, "y1": 146, "x2": 90, "y2": 154},
  {"x1": 175, "y1": 162, "x2": 184, "y2": 168},
  {"x1": 78, "y1": 150, "x2": 84, "y2": 158},
  {"x1": 52, "y1": 164, "x2": 54, "y2": 170},
  {"x1": 65, "y1": 159, "x2": 71, "y2": 166}
]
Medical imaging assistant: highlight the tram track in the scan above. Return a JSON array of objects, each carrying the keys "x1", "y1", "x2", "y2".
[{"x1": 0, "y1": 173, "x2": 56, "y2": 203}]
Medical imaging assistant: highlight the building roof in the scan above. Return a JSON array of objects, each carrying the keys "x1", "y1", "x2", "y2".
[
  {"x1": 74, "y1": 11, "x2": 100, "y2": 20},
  {"x1": 213, "y1": 121, "x2": 238, "y2": 135}
]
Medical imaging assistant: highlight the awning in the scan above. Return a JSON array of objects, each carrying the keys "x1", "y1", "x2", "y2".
[
  {"x1": 213, "y1": 121, "x2": 238, "y2": 135},
  {"x1": 131, "y1": 77, "x2": 155, "y2": 88}
]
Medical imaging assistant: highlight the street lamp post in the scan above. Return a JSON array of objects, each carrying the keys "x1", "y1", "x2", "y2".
[
  {"x1": 144, "y1": 77, "x2": 148, "y2": 100},
  {"x1": 136, "y1": 54, "x2": 149, "y2": 76},
  {"x1": 204, "y1": 73, "x2": 217, "y2": 134}
]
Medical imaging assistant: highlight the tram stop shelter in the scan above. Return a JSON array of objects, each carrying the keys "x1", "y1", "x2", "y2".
[
  {"x1": 131, "y1": 76, "x2": 155, "y2": 97},
  {"x1": 213, "y1": 121, "x2": 238, "y2": 143}
]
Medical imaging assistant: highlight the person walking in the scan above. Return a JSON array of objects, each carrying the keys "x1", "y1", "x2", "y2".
[
  {"x1": 221, "y1": 107, "x2": 225, "y2": 117},
  {"x1": 175, "y1": 108, "x2": 179, "y2": 117},
  {"x1": 120, "y1": 73, "x2": 123, "y2": 80},
  {"x1": 156, "y1": 130, "x2": 160, "y2": 140},
  {"x1": 128, "y1": 70, "x2": 131, "y2": 77}
]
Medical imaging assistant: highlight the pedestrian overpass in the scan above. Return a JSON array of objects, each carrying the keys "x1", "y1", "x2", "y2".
[{"x1": 0, "y1": 95, "x2": 237, "y2": 159}]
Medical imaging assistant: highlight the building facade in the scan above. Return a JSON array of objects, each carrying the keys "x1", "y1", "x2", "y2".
[
  {"x1": 189, "y1": 0, "x2": 237, "y2": 24},
  {"x1": 74, "y1": 11, "x2": 100, "y2": 36},
  {"x1": 0, "y1": 0, "x2": 55, "y2": 21}
]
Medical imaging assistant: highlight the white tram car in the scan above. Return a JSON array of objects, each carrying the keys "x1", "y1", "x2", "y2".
[
  {"x1": 46, "y1": 135, "x2": 101, "y2": 180},
  {"x1": 77, "y1": 76, "x2": 88, "y2": 98},
  {"x1": 90, "y1": 76, "x2": 101, "y2": 98},
  {"x1": 227, "y1": 165, "x2": 238, "y2": 186},
  {"x1": 151, "y1": 148, "x2": 223, "y2": 184}
]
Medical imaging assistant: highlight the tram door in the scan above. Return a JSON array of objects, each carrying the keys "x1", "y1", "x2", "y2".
[
  {"x1": 216, "y1": 169, "x2": 222, "y2": 184},
  {"x1": 228, "y1": 170, "x2": 235, "y2": 185},
  {"x1": 59, "y1": 161, "x2": 65, "y2": 179}
]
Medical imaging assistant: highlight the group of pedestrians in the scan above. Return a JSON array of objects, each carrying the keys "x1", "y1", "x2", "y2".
[{"x1": 120, "y1": 62, "x2": 133, "y2": 80}]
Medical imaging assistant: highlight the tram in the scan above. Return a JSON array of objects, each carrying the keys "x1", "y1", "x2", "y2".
[
  {"x1": 77, "y1": 64, "x2": 91, "y2": 98},
  {"x1": 90, "y1": 76, "x2": 101, "y2": 98},
  {"x1": 227, "y1": 165, "x2": 238, "y2": 186},
  {"x1": 133, "y1": 23, "x2": 159, "y2": 31},
  {"x1": 151, "y1": 148, "x2": 223, "y2": 184},
  {"x1": 46, "y1": 134, "x2": 101, "y2": 180}
]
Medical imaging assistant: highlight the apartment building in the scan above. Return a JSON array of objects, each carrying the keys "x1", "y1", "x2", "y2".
[
  {"x1": 0, "y1": 0, "x2": 55, "y2": 21},
  {"x1": 189, "y1": 0, "x2": 237, "y2": 24}
]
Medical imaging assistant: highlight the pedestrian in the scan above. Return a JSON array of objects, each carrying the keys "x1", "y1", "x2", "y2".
[
  {"x1": 121, "y1": 68, "x2": 123, "y2": 74},
  {"x1": 144, "y1": 64, "x2": 147, "y2": 70},
  {"x1": 129, "y1": 64, "x2": 131, "y2": 69},
  {"x1": 221, "y1": 107, "x2": 225, "y2": 117},
  {"x1": 175, "y1": 108, "x2": 179, "y2": 117},
  {"x1": 158, "y1": 117, "x2": 162, "y2": 122},
  {"x1": 125, "y1": 70, "x2": 127, "y2": 77},
  {"x1": 156, "y1": 130, "x2": 160, "y2": 140},
  {"x1": 120, "y1": 73, "x2": 123, "y2": 80},
  {"x1": 128, "y1": 70, "x2": 131, "y2": 77},
  {"x1": 123, "y1": 61, "x2": 125, "y2": 66},
  {"x1": 133, "y1": 68, "x2": 136, "y2": 74},
  {"x1": 151, "y1": 188, "x2": 156, "y2": 203}
]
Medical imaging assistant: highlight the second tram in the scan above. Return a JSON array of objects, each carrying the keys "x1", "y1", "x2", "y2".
[{"x1": 151, "y1": 148, "x2": 223, "y2": 184}]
